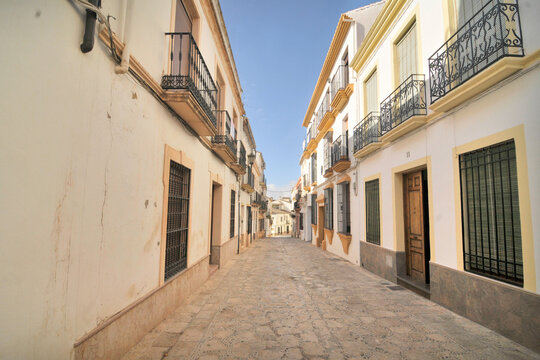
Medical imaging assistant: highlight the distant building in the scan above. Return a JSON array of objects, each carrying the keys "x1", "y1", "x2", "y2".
[{"x1": 269, "y1": 198, "x2": 293, "y2": 236}]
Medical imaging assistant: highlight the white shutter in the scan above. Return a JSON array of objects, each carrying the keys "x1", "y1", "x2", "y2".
[
  {"x1": 365, "y1": 70, "x2": 378, "y2": 114},
  {"x1": 396, "y1": 23, "x2": 417, "y2": 84}
]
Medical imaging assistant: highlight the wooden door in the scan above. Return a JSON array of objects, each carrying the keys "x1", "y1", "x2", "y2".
[
  {"x1": 317, "y1": 205, "x2": 324, "y2": 247},
  {"x1": 404, "y1": 171, "x2": 425, "y2": 281}
]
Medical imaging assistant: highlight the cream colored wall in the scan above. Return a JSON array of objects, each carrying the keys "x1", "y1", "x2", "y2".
[{"x1": 0, "y1": 0, "x2": 249, "y2": 358}]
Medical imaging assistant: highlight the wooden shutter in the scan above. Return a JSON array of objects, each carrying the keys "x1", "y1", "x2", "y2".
[
  {"x1": 396, "y1": 23, "x2": 417, "y2": 84},
  {"x1": 365, "y1": 70, "x2": 378, "y2": 114}
]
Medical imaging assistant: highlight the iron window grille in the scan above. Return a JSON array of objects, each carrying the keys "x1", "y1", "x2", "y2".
[
  {"x1": 353, "y1": 112, "x2": 381, "y2": 153},
  {"x1": 324, "y1": 188, "x2": 333, "y2": 230},
  {"x1": 165, "y1": 160, "x2": 190, "y2": 281},
  {"x1": 429, "y1": 0, "x2": 524, "y2": 104},
  {"x1": 237, "y1": 141, "x2": 246, "y2": 169},
  {"x1": 230, "y1": 190, "x2": 235, "y2": 238},
  {"x1": 324, "y1": 139, "x2": 332, "y2": 174},
  {"x1": 299, "y1": 213, "x2": 304, "y2": 231},
  {"x1": 311, "y1": 194, "x2": 317, "y2": 225},
  {"x1": 162, "y1": 32, "x2": 217, "y2": 127},
  {"x1": 380, "y1": 74, "x2": 426, "y2": 135},
  {"x1": 459, "y1": 139, "x2": 523, "y2": 286},
  {"x1": 337, "y1": 182, "x2": 351, "y2": 234},
  {"x1": 365, "y1": 179, "x2": 380, "y2": 245},
  {"x1": 247, "y1": 206, "x2": 252, "y2": 234}
]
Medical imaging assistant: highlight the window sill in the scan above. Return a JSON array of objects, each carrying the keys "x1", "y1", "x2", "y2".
[{"x1": 338, "y1": 233, "x2": 352, "y2": 254}]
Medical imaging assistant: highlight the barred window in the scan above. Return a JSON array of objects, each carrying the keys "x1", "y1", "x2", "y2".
[
  {"x1": 230, "y1": 190, "x2": 235, "y2": 238},
  {"x1": 311, "y1": 153, "x2": 317, "y2": 184},
  {"x1": 299, "y1": 213, "x2": 304, "y2": 230},
  {"x1": 165, "y1": 160, "x2": 190, "y2": 281},
  {"x1": 365, "y1": 179, "x2": 380, "y2": 245},
  {"x1": 460, "y1": 140, "x2": 523, "y2": 287},
  {"x1": 324, "y1": 188, "x2": 333, "y2": 230},
  {"x1": 337, "y1": 182, "x2": 351, "y2": 234},
  {"x1": 311, "y1": 194, "x2": 317, "y2": 225}
]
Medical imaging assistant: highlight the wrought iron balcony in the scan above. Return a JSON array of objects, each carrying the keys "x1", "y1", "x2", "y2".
[
  {"x1": 330, "y1": 65, "x2": 349, "y2": 102},
  {"x1": 162, "y1": 33, "x2": 218, "y2": 133},
  {"x1": 380, "y1": 74, "x2": 427, "y2": 141},
  {"x1": 331, "y1": 135, "x2": 350, "y2": 172},
  {"x1": 316, "y1": 89, "x2": 334, "y2": 131},
  {"x1": 251, "y1": 192, "x2": 263, "y2": 207},
  {"x1": 302, "y1": 173, "x2": 311, "y2": 190},
  {"x1": 429, "y1": 0, "x2": 524, "y2": 105},
  {"x1": 242, "y1": 166, "x2": 255, "y2": 193},
  {"x1": 212, "y1": 110, "x2": 237, "y2": 163},
  {"x1": 353, "y1": 112, "x2": 383, "y2": 158},
  {"x1": 230, "y1": 141, "x2": 246, "y2": 175}
]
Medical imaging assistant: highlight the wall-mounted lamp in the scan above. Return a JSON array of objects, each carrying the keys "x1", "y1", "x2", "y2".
[{"x1": 248, "y1": 152, "x2": 256, "y2": 165}]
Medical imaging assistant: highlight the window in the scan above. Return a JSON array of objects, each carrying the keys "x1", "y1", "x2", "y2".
[
  {"x1": 365, "y1": 70, "x2": 378, "y2": 114},
  {"x1": 311, "y1": 153, "x2": 317, "y2": 184},
  {"x1": 337, "y1": 182, "x2": 351, "y2": 234},
  {"x1": 457, "y1": 0, "x2": 491, "y2": 27},
  {"x1": 299, "y1": 213, "x2": 304, "y2": 230},
  {"x1": 324, "y1": 188, "x2": 333, "y2": 230},
  {"x1": 230, "y1": 190, "x2": 235, "y2": 238},
  {"x1": 396, "y1": 23, "x2": 417, "y2": 84},
  {"x1": 165, "y1": 160, "x2": 190, "y2": 281},
  {"x1": 311, "y1": 194, "x2": 317, "y2": 225},
  {"x1": 459, "y1": 140, "x2": 523, "y2": 286},
  {"x1": 365, "y1": 179, "x2": 380, "y2": 245}
]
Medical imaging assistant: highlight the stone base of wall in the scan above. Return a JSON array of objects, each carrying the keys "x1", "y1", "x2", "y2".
[
  {"x1": 74, "y1": 256, "x2": 210, "y2": 360},
  {"x1": 430, "y1": 263, "x2": 540, "y2": 353},
  {"x1": 360, "y1": 241, "x2": 405, "y2": 282},
  {"x1": 216, "y1": 237, "x2": 238, "y2": 268}
]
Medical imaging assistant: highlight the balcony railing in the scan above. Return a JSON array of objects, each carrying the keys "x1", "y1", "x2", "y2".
[
  {"x1": 353, "y1": 112, "x2": 381, "y2": 153},
  {"x1": 380, "y1": 74, "x2": 426, "y2": 135},
  {"x1": 429, "y1": 0, "x2": 524, "y2": 104},
  {"x1": 238, "y1": 141, "x2": 246, "y2": 169},
  {"x1": 307, "y1": 123, "x2": 317, "y2": 144},
  {"x1": 162, "y1": 32, "x2": 218, "y2": 127},
  {"x1": 303, "y1": 173, "x2": 310, "y2": 188},
  {"x1": 244, "y1": 167, "x2": 254, "y2": 189},
  {"x1": 331, "y1": 135, "x2": 349, "y2": 166},
  {"x1": 212, "y1": 110, "x2": 237, "y2": 157},
  {"x1": 330, "y1": 65, "x2": 349, "y2": 101}
]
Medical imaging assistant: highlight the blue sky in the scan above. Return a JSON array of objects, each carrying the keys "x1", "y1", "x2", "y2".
[{"x1": 221, "y1": 0, "x2": 377, "y2": 198}]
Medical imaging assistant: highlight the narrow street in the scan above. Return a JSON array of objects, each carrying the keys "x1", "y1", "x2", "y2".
[{"x1": 122, "y1": 238, "x2": 538, "y2": 360}]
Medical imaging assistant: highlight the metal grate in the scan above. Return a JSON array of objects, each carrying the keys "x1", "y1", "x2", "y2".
[
  {"x1": 324, "y1": 188, "x2": 333, "y2": 230},
  {"x1": 337, "y1": 182, "x2": 351, "y2": 234},
  {"x1": 165, "y1": 160, "x2": 190, "y2": 281},
  {"x1": 230, "y1": 190, "x2": 235, "y2": 238},
  {"x1": 365, "y1": 179, "x2": 380, "y2": 245},
  {"x1": 311, "y1": 194, "x2": 317, "y2": 225},
  {"x1": 459, "y1": 139, "x2": 523, "y2": 286}
]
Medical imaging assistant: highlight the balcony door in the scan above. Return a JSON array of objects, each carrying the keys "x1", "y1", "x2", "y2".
[{"x1": 171, "y1": 0, "x2": 192, "y2": 78}]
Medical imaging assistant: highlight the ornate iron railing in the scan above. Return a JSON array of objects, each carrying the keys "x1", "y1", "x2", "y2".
[
  {"x1": 316, "y1": 90, "x2": 331, "y2": 127},
  {"x1": 380, "y1": 74, "x2": 426, "y2": 135},
  {"x1": 429, "y1": 0, "x2": 524, "y2": 103},
  {"x1": 324, "y1": 140, "x2": 332, "y2": 173},
  {"x1": 212, "y1": 110, "x2": 237, "y2": 157},
  {"x1": 237, "y1": 141, "x2": 246, "y2": 169},
  {"x1": 307, "y1": 122, "x2": 317, "y2": 143},
  {"x1": 245, "y1": 166, "x2": 254, "y2": 188},
  {"x1": 353, "y1": 112, "x2": 381, "y2": 153},
  {"x1": 331, "y1": 135, "x2": 349, "y2": 166},
  {"x1": 162, "y1": 32, "x2": 218, "y2": 127},
  {"x1": 330, "y1": 65, "x2": 349, "y2": 101}
]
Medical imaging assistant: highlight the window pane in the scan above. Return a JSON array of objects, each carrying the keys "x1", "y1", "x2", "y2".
[
  {"x1": 459, "y1": 140, "x2": 523, "y2": 286},
  {"x1": 396, "y1": 23, "x2": 417, "y2": 83},
  {"x1": 365, "y1": 179, "x2": 380, "y2": 245}
]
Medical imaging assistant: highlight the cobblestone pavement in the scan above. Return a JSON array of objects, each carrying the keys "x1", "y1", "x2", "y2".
[{"x1": 122, "y1": 238, "x2": 539, "y2": 360}]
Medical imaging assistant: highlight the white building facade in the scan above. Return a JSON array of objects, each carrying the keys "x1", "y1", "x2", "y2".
[
  {"x1": 299, "y1": 0, "x2": 540, "y2": 352},
  {"x1": 0, "y1": 0, "x2": 266, "y2": 359}
]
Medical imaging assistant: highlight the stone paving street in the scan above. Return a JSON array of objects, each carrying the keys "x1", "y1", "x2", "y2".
[{"x1": 122, "y1": 238, "x2": 539, "y2": 360}]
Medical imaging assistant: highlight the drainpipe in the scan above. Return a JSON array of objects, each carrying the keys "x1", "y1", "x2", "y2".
[
  {"x1": 80, "y1": 0, "x2": 100, "y2": 53},
  {"x1": 115, "y1": 0, "x2": 134, "y2": 74}
]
